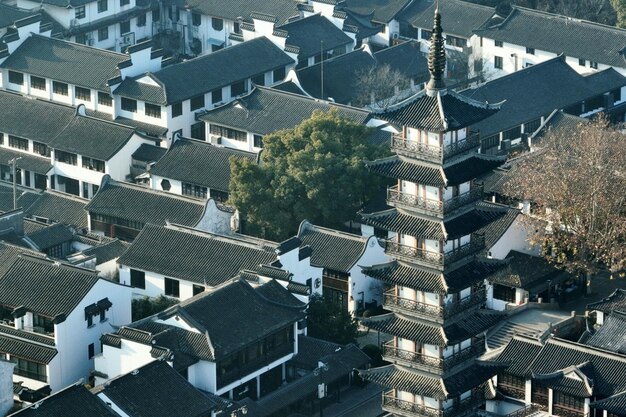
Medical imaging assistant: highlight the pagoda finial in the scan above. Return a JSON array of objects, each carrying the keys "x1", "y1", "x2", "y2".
[{"x1": 426, "y1": 6, "x2": 446, "y2": 93}]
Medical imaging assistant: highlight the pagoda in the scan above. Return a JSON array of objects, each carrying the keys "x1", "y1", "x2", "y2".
[{"x1": 358, "y1": 8, "x2": 510, "y2": 417}]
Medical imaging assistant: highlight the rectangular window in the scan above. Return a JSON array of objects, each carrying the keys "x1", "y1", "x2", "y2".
[
  {"x1": 98, "y1": 27, "x2": 108, "y2": 41},
  {"x1": 190, "y1": 122, "x2": 205, "y2": 141},
  {"x1": 33, "y1": 141, "x2": 49, "y2": 157},
  {"x1": 209, "y1": 124, "x2": 247, "y2": 142},
  {"x1": 164, "y1": 278, "x2": 180, "y2": 298},
  {"x1": 75, "y1": 5, "x2": 86, "y2": 19},
  {"x1": 494, "y1": 56, "x2": 503, "y2": 69},
  {"x1": 75, "y1": 86, "x2": 91, "y2": 101},
  {"x1": 53, "y1": 81, "x2": 68, "y2": 96},
  {"x1": 171, "y1": 102, "x2": 182, "y2": 117},
  {"x1": 182, "y1": 182, "x2": 208, "y2": 198},
  {"x1": 137, "y1": 13, "x2": 146, "y2": 27},
  {"x1": 31, "y1": 76, "x2": 46, "y2": 91},
  {"x1": 15, "y1": 359, "x2": 47, "y2": 382},
  {"x1": 590, "y1": 61, "x2": 598, "y2": 69},
  {"x1": 130, "y1": 269, "x2": 145, "y2": 289},
  {"x1": 88, "y1": 343, "x2": 95, "y2": 359},
  {"x1": 420, "y1": 29, "x2": 431, "y2": 40},
  {"x1": 97, "y1": 0, "x2": 107, "y2": 12},
  {"x1": 579, "y1": 58, "x2": 586, "y2": 66},
  {"x1": 192, "y1": 12, "x2": 201, "y2": 26},
  {"x1": 493, "y1": 284, "x2": 516, "y2": 302},
  {"x1": 120, "y1": 0, "x2": 129, "y2": 5},
  {"x1": 98, "y1": 91, "x2": 112, "y2": 106},
  {"x1": 230, "y1": 80, "x2": 247, "y2": 97},
  {"x1": 234, "y1": 21, "x2": 241, "y2": 34},
  {"x1": 211, "y1": 89, "x2": 222, "y2": 104},
  {"x1": 100, "y1": 309, "x2": 106, "y2": 322},
  {"x1": 190, "y1": 95, "x2": 205, "y2": 111},
  {"x1": 8, "y1": 135, "x2": 28, "y2": 150},
  {"x1": 193, "y1": 285, "x2": 204, "y2": 295},
  {"x1": 120, "y1": 20, "x2": 130, "y2": 35},
  {"x1": 253, "y1": 134, "x2": 263, "y2": 148},
  {"x1": 145, "y1": 103, "x2": 161, "y2": 118},
  {"x1": 55, "y1": 150, "x2": 78, "y2": 165},
  {"x1": 82, "y1": 181, "x2": 89, "y2": 198},
  {"x1": 152, "y1": 9, "x2": 160, "y2": 21},
  {"x1": 8, "y1": 71, "x2": 24, "y2": 85},
  {"x1": 75, "y1": 34, "x2": 88, "y2": 45},
  {"x1": 212, "y1": 17, "x2": 223, "y2": 31},
  {"x1": 87, "y1": 315, "x2": 93, "y2": 327},
  {"x1": 526, "y1": 47, "x2": 535, "y2": 55},
  {"x1": 121, "y1": 97, "x2": 137, "y2": 112},
  {"x1": 272, "y1": 67, "x2": 286, "y2": 83},
  {"x1": 82, "y1": 156, "x2": 105, "y2": 172},
  {"x1": 251, "y1": 74, "x2": 265, "y2": 86},
  {"x1": 495, "y1": 40, "x2": 503, "y2": 47}
]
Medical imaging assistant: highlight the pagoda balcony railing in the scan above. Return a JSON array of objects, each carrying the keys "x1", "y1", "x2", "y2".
[
  {"x1": 383, "y1": 288, "x2": 486, "y2": 321},
  {"x1": 382, "y1": 390, "x2": 485, "y2": 417},
  {"x1": 387, "y1": 183, "x2": 483, "y2": 216},
  {"x1": 381, "y1": 337, "x2": 486, "y2": 373},
  {"x1": 384, "y1": 233, "x2": 485, "y2": 268},
  {"x1": 391, "y1": 132, "x2": 480, "y2": 163}
]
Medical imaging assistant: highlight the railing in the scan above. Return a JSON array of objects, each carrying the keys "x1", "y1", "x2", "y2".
[
  {"x1": 383, "y1": 289, "x2": 486, "y2": 320},
  {"x1": 505, "y1": 404, "x2": 543, "y2": 417},
  {"x1": 387, "y1": 183, "x2": 483, "y2": 216},
  {"x1": 382, "y1": 391, "x2": 484, "y2": 417},
  {"x1": 381, "y1": 338, "x2": 485, "y2": 373},
  {"x1": 384, "y1": 233, "x2": 485, "y2": 268},
  {"x1": 443, "y1": 183, "x2": 483, "y2": 214},
  {"x1": 552, "y1": 406, "x2": 586, "y2": 417},
  {"x1": 391, "y1": 133, "x2": 480, "y2": 163},
  {"x1": 444, "y1": 233, "x2": 485, "y2": 265}
]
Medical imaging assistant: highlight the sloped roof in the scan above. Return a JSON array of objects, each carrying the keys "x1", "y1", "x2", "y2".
[
  {"x1": 0, "y1": 4, "x2": 38, "y2": 29},
  {"x1": 587, "y1": 289, "x2": 626, "y2": 314},
  {"x1": 82, "y1": 239, "x2": 130, "y2": 265},
  {"x1": 586, "y1": 312, "x2": 626, "y2": 354},
  {"x1": 0, "y1": 146, "x2": 52, "y2": 176},
  {"x1": 493, "y1": 335, "x2": 545, "y2": 377},
  {"x1": 0, "y1": 324, "x2": 57, "y2": 364},
  {"x1": 23, "y1": 190, "x2": 88, "y2": 229},
  {"x1": 26, "y1": 223, "x2": 74, "y2": 250},
  {"x1": 0, "y1": 242, "x2": 44, "y2": 277},
  {"x1": 487, "y1": 250, "x2": 568, "y2": 290},
  {"x1": 341, "y1": 0, "x2": 411, "y2": 24},
  {"x1": 591, "y1": 390, "x2": 626, "y2": 415},
  {"x1": 184, "y1": 0, "x2": 301, "y2": 24},
  {"x1": 534, "y1": 362, "x2": 595, "y2": 397},
  {"x1": 131, "y1": 143, "x2": 167, "y2": 163},
  {"x1": 11, "y1": 385, "x2": 116, "y2": 417},
  {"x1": 278, "y1": 14, "x2": 352, "y2": 59},
  {"x1": 401, "y1": 0, "x2": 495, "y2": 38}
]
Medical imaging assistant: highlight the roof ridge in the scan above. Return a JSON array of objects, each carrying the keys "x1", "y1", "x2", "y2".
[
  {"x1": 174, "y1": 136, "x2": 257, "y2": 157},
  {"x1": 40, "y1": 189, "x2": 89, "y2": 203},
  {"x1": 104, "y1": 179, "x2": 206, "y2": 205},
  {"x1": 300, "y1": 222, "x2": 367, "y2": 242},
  {"x1": 14, "y1": 253, "x2": 98, "y2": 276},
  {"x1": 163, "y1": 223, "x2": 277, "y2": 250},
  {"x1": 255, "y1": 84, "x2": 370, "y2": 114},
  {"x1": 29, "y1": 33, "x2": 128, "y2": 57},
  {"x1": 511, "y1": 5, "x2": 626, "y2": 32},
  {"x1": 548, "y1": 337, "x2": 626, "y2": 362}
]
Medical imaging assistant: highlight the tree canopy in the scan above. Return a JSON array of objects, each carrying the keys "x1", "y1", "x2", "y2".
[
  {"x1": 229, "y1": 109, "x2": 388, "y2": 241},
  {"x1": 306, "y1": 295, "x2": 359, "y2": 345},
  {"x1": 353, "y1": 64, "x2": 410, "y2": 109},
  {"x1": 505, "y1": 116, "x2": 626, "y2": 275}
]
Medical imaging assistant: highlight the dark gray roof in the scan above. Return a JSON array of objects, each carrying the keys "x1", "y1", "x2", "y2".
[
  {"x1": 476, "y1": 202, "x2": 520, "y2": 249},
  {"x1": 487, "y1": 250, "x2": 569, "y2": 290},
  {"x1": 587, "y1": 289, "x2": 626, "y2": 314},
  {"x1": 291, "y1": 335, "x2": 342, "y2": 370},
  {"x1": 462, "y1": 56, "x2": 626, "y2": 138},
  {"x1": 1, "y1": 34, "x2": 126, "y2": 91},
  {"x1": 297, "y1": 221, "x2": 368, "y2": 273},
  {"x1": 474, "y1": 6, "x2": 626, "y2": 68},
  {"x1": 530, "y1": 110, "x2": 589, "y2": 143},
  {"x1": 534, "y1": 362, "x2": 594, "y2": 397},
  {"x1": 278, "y1": 14, "x2": 352, "y2": 60},
  {"x1": 494, "y1": 336, "x2": 544, "y2": 377},
  {"x1": 587, "y1": 313, "x2": 626, "y2": 355},
  {"x1": 341, "y1": 0, "x2": 411, "y2": 24},
  {"x1": 82, "y1": 239, "x2": 129, "y2": 264},
  {"x1": 117, "y1": 224, "x2": 277, "y2": 286},
  {"x1": 184, "y1": 0, "x2": 301, "y2": 24},
  {"x1": 131, "y1": 144, "x2": 167, "y2": 163},
  {"x1": 85, "y1": 179, "x2": 206, "y2": 227},
  {"x1": 199, "y1": 85, "x2": 371, "y2": 135},
  {"x1": 0, "y1": 182, "x2": 39, "y2": 214},
  {"x1": 114, "y1": 37, "x2": 294, "y2": 105},
  {"x1": 98, "y1": 361, "x2": 218, "y2": 417},
  {"x1": 0, "y1": 255, "x2": 99, "y2": 318},
  {"x1": 0, "y1": 242, "x2": 45, "y2": 277},
  {"x1": 150, "y1": 138, "x2": 256, "y2": 192},
  {"x1": 0, "y1": 4, "x2": 38, "y2": 29},
  {"x1": 0, "y1": 146, "x2": 52, "y2": 175},
  {"x1": 591, "y1": 390, "x2": 626, "y2": 415},
  {"x1": 401, "y1": 0, "x2": 495, "y2": 38},
  {"x1": 27, "y1": 223, "x2": 74, "y2": 250},
  {"x1": 0, "y1": 325, "x2": 57, "y2": 364},
  {"x1": 24, "y1": 190, "x2": 88, "y2": 229},
  {"x1": 10, "y1": 385, "x2": 117, "y2": 417}
]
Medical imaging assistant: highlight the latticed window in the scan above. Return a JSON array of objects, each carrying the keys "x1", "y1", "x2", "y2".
[
  {"x1": 209, "y1": 124, "x2": 246, "y2": 142},
  {"x1": 498, "y1": 373, "x2": 525, "y2": 399}
]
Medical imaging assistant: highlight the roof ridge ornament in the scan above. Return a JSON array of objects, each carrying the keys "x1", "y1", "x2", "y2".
[{"x1": 426, "y1": 6, "x2": 446, "y2": 95}]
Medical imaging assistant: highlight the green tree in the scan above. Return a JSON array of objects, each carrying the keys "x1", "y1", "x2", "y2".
[
  {"x1": 611, "y1": 0, "x2": 626, "y2": 27},
  {"x1": 306, "y1": 295, "x2": 359, "y2": 345},
  {"x1": 131, "y1": 295, "x2": 177, "y2": 321},
  {"x1": 229, "y1": 109, "x2": 388, "y2": 240}
]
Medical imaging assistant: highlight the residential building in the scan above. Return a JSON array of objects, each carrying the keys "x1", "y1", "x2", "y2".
[
  {"x1": 0, "y1": 255, "x2": 131, "y2": 393},
  {"x1": 96, "y1": 277, "x2": 306, "y2": 401},
  {"x1": 0, "y1": 5, "x2": 40, "y2": 39},
  {"x1": 9, "y1": 383, "x2": 117, "y2": 416},
  {"x1": 584, "y1": 310, "x2": 626, "y2": 355},
  {"x1": 357, "y1": 11, "x2": 511, "y2": 416},
  {"x1": 587, "y1": 289, "x2": 626, "y2": 326}
]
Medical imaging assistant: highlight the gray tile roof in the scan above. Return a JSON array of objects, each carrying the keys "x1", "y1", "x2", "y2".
[
  {"x1": 587, "y1": 313, "x2": 626, "y2": 355},
  {"x1": 11, "y1": 385, "x2": 117, "y2": 417},
  {"x1": 114, "y1": 37, "x2": 294, "y2": 105},
  {"x1": 474, "y1": 6, "x2": 626, "y2": 68},
  {"x1": 198, "y1": 85, "x2": 371, "y2": 135},
  {"x1": 26, "y1": 223, "x2": 74, "y2": 250},
  {"x1": 341, "y1": 0, "x2": 411, "y2": 24},
  {"x1": 0, "y1": 255, "x2": 99, "y2": 318},
  {"x1": 82, "y1": 239, "x2": 129, "y2": 264},
  {"x1": 277, "y1": 14, "x2": 352, "y2": 60},
  {"x1": 131, "y1": 143, "x2": 167, "y2": 163},
  {"x1": 475, "y1": 202, "x2": 519, "y2": 249},
  {"x1": 366, "y1": 155, "x2": 446, "y2": 187},
  {"x1": 587, "y1": 289, "x2": 626, "y2": 314},
  {"x1": 530, "y1": 110, "x2": 589, "y2": 143},
  {"x1": 361, "y1": 208, "x2": 444, "y2": 240},
  {"x1": 487, "y1": 250, "x2": 568, "y2": 290},
  {"x1": 1, "y1": 34, "x2": 126, "y2": 91},
  {"x1": 117, "y1": 224, "x2": 277, "y2": 286},
  {"x1": 535, "y1": 362, "x2": 595, "y2": 397},
  {"x1": 0, "y1": 242, "x2": 45, "y2": 277},
  {"x1": 494, "y1": 335, "x2": 544, "y2": 377},
  {"x1": 184, "y1": 0, "x2": 301, "y2": 24},
  {"x1": 591, "y1": 390, "x2": 626, "y2": 415},
  {"x1": 85, "y1": 179, "x2": 206, "y2": 227},
  {"x1": 0, "y1": 4, "x2": 38, "y2": 29},
  {"x1": 0, "y1": 147, "x2": 52, "y2": 175},
  {"x1": 401, "y1": 0, "x2": 495, "y2": 38},
  {"x1": 0, "y1": 331, "x2": 57, "y2": 364},
  {"x1": 291, "y1": 335, "x2": 342, "y2": 370},
  {"x1": 149, "y1": 138, "x2": 256, "y2": 192},
  {"x1": 24, "y1": 190, "x2": 88, "y2": 229}
]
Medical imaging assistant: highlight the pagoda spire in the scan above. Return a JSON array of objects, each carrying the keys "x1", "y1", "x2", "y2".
[{"x1": 426, "y1": 4, "x2": 446, "y2": 94}]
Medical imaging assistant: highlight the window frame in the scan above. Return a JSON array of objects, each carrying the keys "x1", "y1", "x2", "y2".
[
  {"x1": 494, "y1": 56, "x2": 503, "y2": 69},
  {"x1": 190, "y1": 94, "x2": 205, "y2": 111},
  {"x1": 130, "y1": 269, "x2": 146, "y2": 289},
  {"x1": 30, "y1": 76, "x2": 46, "y2": 91},
  {"x1": 53, "y1": 81, "x2": 68, "y2": 96},
  {"x1": 97, "y1": 0, "x2": 107, "y2": 13},
  {"x1": 82, "y1": 156, "x2": 105, "y2": 172},
  {"x1": 98, "y1": 91, "x2": 113, "y2": 107},
  {"x1": 164, "y1": 277, "x2": 180, "y2": 298},
  {"x1": 171, "y1": 102, "x2": 183, "y2": 118},
  {"x1": 8, "y1": 71, "x2": 24, "y2": 85},
  {"x1": 75, "y1": 5, "x2": 86, "y2": 19},
  {"x1": 121, "y1": 97, "x2": 137, "y2": 113},
  {"x1": 98, "y1": 26, "x2": 109, "y2": 41},
  {"x1": 75, "y1": 86, "x2": 91, "y2": 101},
  {"x1": 494, "y1": 39, "x2": 503, "y2": 47},
  {"x1": 145, "y1": 103, "x2": 161, "y2": 118},
  {"x1": 525, "y1": 47, "x2": 535, "y2": 55}
]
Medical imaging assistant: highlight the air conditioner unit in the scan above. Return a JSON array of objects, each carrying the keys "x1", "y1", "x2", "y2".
[
  {"x1": 122, "y1": 34, "x2": 133, "y2": 44},
  {"x1": 70, "y1": 19, "x2": 78, "y2": 27},
  {"x1": 392, "y1": 33, "x2": 399, "y2": 39}
]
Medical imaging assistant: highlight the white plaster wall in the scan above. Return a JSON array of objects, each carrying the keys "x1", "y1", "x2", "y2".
[
  {"x1": 106, "y1": 134, "x2": 155, "y2": 181},
  {"x1": 0, "y1": 360, "x2": 14, "y2": 416},
  {"x1": 119, "y1": 266, "x2": 203, "y2": 301},
  {"x1": 347, "y1": 236, "x2": 390, "y2": 313},
  {"x1": 188, "y1": 361, "x2": 216, "y2": 393},
  {"x1": 94, "y1": 340, "x2": 155, "y2": 385},
  {"x1": 488, "y1": 214, "x2": 539, "y2": 260},
  {"x1": 278, "y1": 249, "x2": 324, "y2": 296},
  {"x1": 193, "y1": 199, "x2": 235, "y2": 235}
]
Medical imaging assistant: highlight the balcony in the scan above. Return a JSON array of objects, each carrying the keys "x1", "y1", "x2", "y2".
[
  {"x1": 382, "y1": 390, "x2": 485, "y2": 417},
  {"x1": 391, "y1": 133, "x2": 480, "y2": 164},
  {"x1": 383, "y1": 288, "x2": 486, "y2": 322},
  {"x1": 384, "y1": 233, "x2": 485, "y2": 269},
  {"x1": 386, "y1": 183, "x2": 483, "y2": 217},
  {"x1": 381, "y1": 338, "x2": 486, "y2": 374}
]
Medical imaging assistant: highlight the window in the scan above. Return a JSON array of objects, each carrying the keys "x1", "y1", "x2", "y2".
[
  {"x1": 182, "y1": 182, "x2": 207, "y2": 198},
  {"x1": 273, "y1": 67, "x2": 286, "y2": 83},
  {"x1": 190, "y1": 94, "x2": 205, "y2": 111},
  {"x1": 192, "y1": 12, "x2": 201, "y2": 26},
  {"x1": 160, "y1": 179, "x2": 171, "y2": 191},
  {"x1": 152, "y1": 9, "x2": 160, "y2": 21},
  {"x1": 130, "y1": 269, "x2": 145, "y2": 289},
  {"x1": 209, "y1": 189, "x2": 228, "y2": 202},
  {"x1": 253, "y1": 135, "x2": 263, "y2": 148},
  {"x1": 495, "y1": 40, "x2": 503, "y2": 47},
  {"x1": 498, "y1": 373, "x2": 525, "y2": 399},
  {"x1": 31, "y1": 76, "x2": 46, "y2": 91},
  {"x1": 120, "y1": 20, "x2": 130, "y2": 34},
  {"x1": 494, "y1": 56, "x2": 503, "y2": 69},
  {"x1": 97, "y1": 0, "x2": 107, "y2": 12},
  {"x1": 523, "y1": 118, "x2": 541, "y2": 134},
  {"x1": 75, "y1": 34, "x2": 88, "y2": 45},
  {"x1": 526, "y1": 47, "x2": 535, "y2": 55},
  {"x1": 234, "y1": 21, "x2": 241, "y2": 34},
  {"x1": 251, "y1": 73, "x2": 265, "y2": 86},
  {"x1": 121, "y1": 97, "x2": 137, "y2": 112},
  {"x1": 15, "y1": 359, "x2": 47, "y2": 382},
  {"x1": 120, "y1": 0, "x2": 129, "y2": 5},
  {"x1": 579, "y1": 58, "x2": 586, "y2": 66},
  {"x1": 211, "y1": 89, "x2": 222, "y2": 104},
  {"x1": 8, "y1": 71, "x2": 24, "y2": 85},
  {"x1": 100, "y1": 309, "x2": 106, "y2": 322},
  {"x1": 75, "y1": 86, "x2": 91, "y2": 101},
  {"x1": 145, "y1": 103, "x2": 161, "y2": 118},
  {"x1": 420, "y1": 29, "x2": 431, "y2": 40},
  {"x1": 172, "y1": 102, "x2": 182, "y2": 117},
  {"x1": 33, "y1": 141, "x2": 49, "y2": 157},
  {"x1": 0, "y1": 133, "x2": 3, "y2": 146},
  {"x1": 190, "y1": 122, "x2": 206, "y2": 141},
  {"x1": 193, "y1": 285, "x2": 204, "y2": 296},
  {"x1": 88, "y1": 343, "x2": 95, "y2": 359},
  {"x1": 83, "y1": 181, "x2": 89, "y2": 198},
  {"x1": 8, "y1": 135, "x2": 28, "y2": 150},
  {"x1": 212, "y1": 17, "x2": 223, "y2": 31},
  {"x1": 55, "y1": 150, "x2": 78, "y2": 165},
  {"x1": 209, "y1": 124, "x2": 246, "y2": 142},
  {"x1": 75, "y1": 5, "x2": 85, "y2": 18},
  {"x1": 137, "y1": 13, "x2": 146, "y2": 27},
  {"x1": 493, "y1": 284, "x2": 516, "y2": 302},
  {"x1": 87, "y1": 315, "x2": 93, "y2": 327},
  {"x1": 82, "y1": 156, "x2": 105, "y2": 172},
  {"x1": 445, "y1": 35, "x2": 467, "y2": 48},
  {"x1": 98, "y1": 27, "x2": 108, "y2": 41},
  {"x1": 590, "y1": 61, "x2": 598, "y2": 69},
  {"x1": 230, "y1": 80, "x2": 247, "y2": 97},
  {"x1": 164, "y1": 278, "x2": 180, "y2": 297},
  {"x1": 53, "y1": 81, "x2": 68, "y2": 96},
  {"x1": 98, "y1": 92, "x2": 112, "y2": 106}
]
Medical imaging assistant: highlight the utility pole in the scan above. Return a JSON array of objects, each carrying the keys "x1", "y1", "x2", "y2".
[
  {"x1": 9, "y1": 157, "x2": 22, "y2": 210},
  {"x1": 320, "y1": 40, "x2": 324, "y2": 100}
]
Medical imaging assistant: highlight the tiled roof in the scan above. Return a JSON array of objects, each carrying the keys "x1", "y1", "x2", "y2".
[
  {"x1": 444, "y1": 154, "x2": 507, "y2": 185},
  {"x1": 85, "y1": 179, "x2": 205, "y2": 227},
  {"x1": 0, "y1": 147, "x2": 52, "y2": 176},
  {"x1": 1, "y1": 35, "x2": 126, "y2": 91},
  {"x1": 0, "y1": 332, "x2": 57, "y2": 364},
  {"x1": 361, "y1": 208, "x2": 444, "y2": 239},
  {"x1": 82, "y1": 239, "x2": 130, "y2": 264},
  {"x1": 278, "y1": 14, "x2": 352, "y2": 60},
  {"x1": 118, "y1": 224, "x2": 277, "y2": 286},
  {"x1": 291, "y1": 335, "x2": 342, "y2": 370},
  {"x1": 0, "y1": 183, "x2": 39, "y2": 214},
  {"x1": 0, "y1": 4, "x2": 37, "y2": 29},
  {"x1": 26, "y1": 223, "x2": 74, "y2": 250},
  {"x1": 474, "y1": 6, "x2": 626, "y2": 67},
  {"x1": 198, "y1": 85, "x2": 371, "y2": 135},
  {"x1": 591, "y1": 390, "x2": 626, "y2": 415},
  {"x1": 0, "y1": 255, "x2": 99, "y2": 318},
  {"x1": 114, "y1": 37, "x2": 294, "y2": 105},
  {"x1": 11, "y1": 385, "x2": 116, "y2": 417},
  {"x1": 494, "y1": 335, "x2": 544, "y2": 377},
  {"x1": 0, "y1": 242, "x2": 44, "y2": 277},
  {"x1": 0, "y1": 325, "x2": 55, "y2": 347},
  {"x1": 97, "y1": 360, "x2": 218, "y2": 417},
  {"x1": 530, "y1": 110, "x2": 589, "y2": 144},
  {"x1": 131, "y1": 143, "x2": 167, "y2": 163},
  {"x1": 586, "y1": 312, "x2": 626, "y2": 354},
  {"x1": 297, "y1": 221, "x2": 369, "y2": 273},
  {"x1": 587, "y1": 289, "x2": 626, "y2": 314},
  {"x1": 487, "y1": 250, "x2": 569, "y2": 290},
  {"x1": 366, "y1": 155, "x2": 446, "y2": 187},
  {"x1": 23, "y1": 190, "x2": 88, "y2": 229},
  {"x1": 535, "y1": 362, "x2": 595, "y2": 397},
  {"x1": 184, "y1": 0, "x2": 301, "y2": 24},
  {"x1": 401, "y1": 0, "x2": 495, "y2": 38},
  {"x1": 150, "y1": 138, "x2": 256, "y2": 192},
  {"x1": 475, "y1": 202, "x2": 519, "y2": 249},
  {"x1": 341, "y1": 0, "x2": 411, "y2": 24}
]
